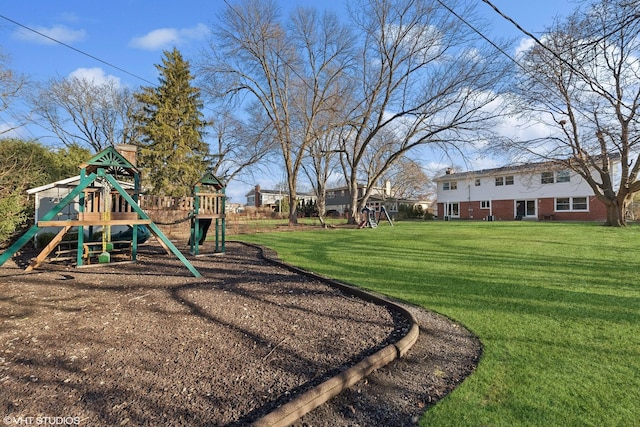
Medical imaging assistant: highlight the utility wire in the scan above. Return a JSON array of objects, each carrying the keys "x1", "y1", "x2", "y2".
[
  {"x1": 477, "y1": 0, "x2": 589, "y2": 81},
  {"x1": 478, "y1": 0, "x2": 548, "y2": 47},
  {"x1": 434, "y1": 0, "x2": 524, "y2": 71},
  {"x1": 0, "y1": 14, "x2": 156, "y2": 86},
  {"x1": 437, "y1": 0, "x2": 598, "y2": 144}
]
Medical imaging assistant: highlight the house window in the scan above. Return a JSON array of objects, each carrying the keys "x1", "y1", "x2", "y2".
[
  {"x1": 327, "y1": 191, "x2": 335, "y2": 198},
  {"x1": 555, "y1": 198, "x2": 570, "y2": 210},
  {"x1": 541, "y1": 172, "x2": 554, "y2": 184},
  {"x1": 505, "y1": 175, "x2": 514, "y2": 185},
  {"x1": 557, "y1": 170, "x2": 571, "y2": 183},
  {"x1": 475, "y1": 178, "x2": 481, "y2": 186},
  {"x1": 443, "y1": 181, "x2": 457, "y2": 190},
  {"x1": 481, "y1": 200, "x2": 491, "y2": 209},
  {"x1": 556, "y1": 197, "x2": 588, "y2": 211},
  {"x1": 572, "y1": 197, "x2": 588, "y2": 210},
  {"x1": 495, "y1": 177, "x2": 504, "y2": 186}
]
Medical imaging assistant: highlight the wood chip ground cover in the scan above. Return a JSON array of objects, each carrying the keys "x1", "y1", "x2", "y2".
[{"x1": 0, "y1": 242, "x2": 480, "y2": 426}]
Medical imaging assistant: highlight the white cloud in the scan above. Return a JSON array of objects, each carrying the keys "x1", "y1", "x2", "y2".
[
  {"x1": 129, "y1": 24, "x2": 209, "y2": 50},
  {"x1": 68, "y1": 67, "x2": 122, "y2": 87},
  {"x1": 515, "y1": 37, "x2": 535, "y2": 58},
  {"x1": 12, "y1": 24, "x2": 86, "y2": 45}
]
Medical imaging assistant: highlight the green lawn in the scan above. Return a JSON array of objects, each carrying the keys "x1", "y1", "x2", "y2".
[
  {"x1": 234, "y1": 221, "x2": 640, "y2": 426},
  {"x1": 226, "y1": 217, "x2": 343, "y2": 234}
]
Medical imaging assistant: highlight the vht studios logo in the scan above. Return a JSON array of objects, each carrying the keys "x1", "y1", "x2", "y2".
[{"x1": 3, "y1": 416, "x2": 80, "y2": 426}]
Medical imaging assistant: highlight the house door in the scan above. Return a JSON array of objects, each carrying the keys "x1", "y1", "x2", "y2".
[{"x1": 515, "y1": 200, "x2": 536, "y2": 218}]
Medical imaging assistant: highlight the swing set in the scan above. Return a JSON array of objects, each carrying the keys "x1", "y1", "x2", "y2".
[
  {"x1": 358, "y1": 205, "x2": 394, "y2": 228},
  {"x1": 0, "y1": 146, "x2": 214, "y2": 278}
]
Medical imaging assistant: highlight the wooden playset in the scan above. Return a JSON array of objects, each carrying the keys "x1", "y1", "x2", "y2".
[{"x1": 0, "y1": 146, "x2": 227, "y2": 278}]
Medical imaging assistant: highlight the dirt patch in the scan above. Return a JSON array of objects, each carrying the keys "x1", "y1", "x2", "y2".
[{"x1": 0, "y1": 241, "x2": 480, "y2": 426}]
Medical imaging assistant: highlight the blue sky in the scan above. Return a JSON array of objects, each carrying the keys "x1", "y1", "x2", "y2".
[{"x1": 0, "y1": 0, "x2": 579, "y2": 202}]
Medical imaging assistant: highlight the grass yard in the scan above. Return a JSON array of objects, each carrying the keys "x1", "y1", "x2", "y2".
[
  {"x1": 226, "y1": 216, "x2": 344, "y2": 234},
  {"x1": 234, "y1": 221, "x2": 640, "y2": 426}
]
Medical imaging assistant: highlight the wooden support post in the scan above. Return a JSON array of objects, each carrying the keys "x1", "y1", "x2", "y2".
[
  {"x1": 26, "y1": 226, "x2": 73, "y2": 272},
  {"x1": 0, "y1": 173, "x2": 97, "y2": 268},
  {"x1": 77, "y1": 170, "x2": 86, "y2": 267},
  {"x1": 104, "y1": 174, "x2": 201, "y2": 278}
]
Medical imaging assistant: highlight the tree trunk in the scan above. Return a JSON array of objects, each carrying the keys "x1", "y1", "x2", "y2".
[
  {"x1": 288, "y1": 208, "x2": 298, "y2": 225},
  {"x1": 316, "y1": 195, "x2": 327, "y2": 228},
  {"x1": 348, "y1": 189, "x2": 359, "y2": 225},
  {"x1": 604, "y1": 202, "x2": 625, "y2": 227}
]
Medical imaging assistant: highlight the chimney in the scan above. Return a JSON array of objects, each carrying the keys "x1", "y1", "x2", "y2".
[
  {"x1": 116, "y1": 144, "x2": 137, "y2": 167},
  {"x1": 254, "y1": 185, "x2": 261, "y2": 208},
  {"x1": 445, "y1": 167, "x2": 453, "y2": 175}
]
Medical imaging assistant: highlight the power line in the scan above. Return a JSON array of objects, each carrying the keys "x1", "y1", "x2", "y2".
[
  {"x1": 434, "y1": 0, "x2": 523, "y2": 71},
  {"x1": 437, "y1": 0, "x2": 598, "y2": 129},
  {"x1": 0, "y1": 14, "x2": 156, "y2": 86},
  {"x1": 477, "y1": 0, "x2": 588, "y2": 80}
]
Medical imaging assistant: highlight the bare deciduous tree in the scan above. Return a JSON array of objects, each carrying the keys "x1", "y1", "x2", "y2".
[
  {"x1": 339, "y1": 0, "x2": 510, "y2": 222},
  {"x1": 206, "y1": 107, "x2": 277, "y2": 186},
  {"x1": 31, "y1": 76, "x2": 140, "y2": 152},
  {"x1": 0, "y1": 51, "x2": 28, "y2": 135},
  {"x1": 511, "y1": 0, "x2": 640, "y2": 226},
  {"x1": 301, "y1": 128, "x2": 344, "y2": 226},
  {"x1": 382, "y1": 156, "x2": 433, "y2": 200},
  {"x1": 291, "y1": 8, "x2": 355, "y2": 226},
  {"x1": 199, "y1": 0, "x2": 354, "y2": 224}
]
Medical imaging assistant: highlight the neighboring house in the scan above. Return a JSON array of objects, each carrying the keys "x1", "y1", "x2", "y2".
[
  {"x1": 226, "y1": 202, "x2": 244, "y2": 214},
  {"x1": 325, "y1": 182, "x2": 431, "y2": 218},
  {"x1": 246, "y1": 185, "x2": 316, "y2": 210},
  {"x1": 325, "y1": 185, "x2": 362, "y2": 215},
  {"x1": 434, "y1": 160, "x2": 617, "y2": 221},
  {"x1": 246, "y1": 181, "x2": 431, "y2": 217},
  {"x1": 325, "y1": 184, "x2": 390, "y2": 216}
]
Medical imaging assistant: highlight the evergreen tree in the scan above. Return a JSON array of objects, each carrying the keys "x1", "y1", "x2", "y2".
[{"x1": 133, "y1": 48, "x2": 209, "y2": 196}]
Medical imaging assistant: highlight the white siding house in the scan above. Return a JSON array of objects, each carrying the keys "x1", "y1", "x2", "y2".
[{"x1": 434, "y1": 160, "x2": 617, "y2": 221}]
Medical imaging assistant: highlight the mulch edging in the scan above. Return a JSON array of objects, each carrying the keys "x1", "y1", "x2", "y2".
[{"x1": 246, "y1": 242, "x2": 420, "y2": 426}]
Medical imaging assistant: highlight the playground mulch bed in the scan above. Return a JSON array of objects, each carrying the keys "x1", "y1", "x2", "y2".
[{"x1": 0, "y1": 241, "x2": 480, "y2": 426}]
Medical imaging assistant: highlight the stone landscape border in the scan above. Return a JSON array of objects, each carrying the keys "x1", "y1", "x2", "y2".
[{"x1": 241, "y1": 242, "x2": 420, "y2": 427}]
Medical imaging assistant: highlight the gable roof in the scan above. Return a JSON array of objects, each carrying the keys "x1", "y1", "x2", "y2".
[
  {"x1": 79, "y1": 146, "x2": 139, "y2": 176},
  {"x1": 434, "y1": 162, "x2": 557, "y2": 181},
  {"x1": 196, "y1": 172, "x2": 225, "y2": 190},
  {"x1": 434, "y1": 154, "x2": 621, "y2": 182}
]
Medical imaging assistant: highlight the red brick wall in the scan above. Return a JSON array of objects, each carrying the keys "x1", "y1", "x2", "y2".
[
  {"x1": 437, "y1": 200, "x2": 511, "y2": 220},
  {"x1": 538, "y1": 196, "x2": 607, "y2": 221},
  {"x1": 538, "y1": 198, "x2": 555, "y2": 218},
  {"x1": 490, "y1": 200, "x2": 515, "y2": 220},
  {"x1": 437, "y1": 196, "x2": 607, "y2": 221}
]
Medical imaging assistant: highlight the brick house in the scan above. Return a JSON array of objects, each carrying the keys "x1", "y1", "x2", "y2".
[{"x1": 434, "y1": 160, "x2": 618, "y2": 221}]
